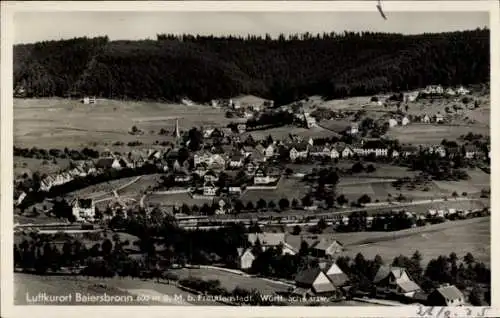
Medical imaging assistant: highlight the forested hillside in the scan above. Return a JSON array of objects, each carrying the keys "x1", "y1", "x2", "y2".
[{"x1": 13, "y1": 29, "x2": 489, "y2": 105}]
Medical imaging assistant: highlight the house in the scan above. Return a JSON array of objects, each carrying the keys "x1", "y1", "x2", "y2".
[
  {"x1": 253, "y1": 167, "x2": 278, "y2": 185},
  {"x1": 228, "y1": 154, "x2": 244, "y2": 168},
  {"x1": 294, "y1": 267, "x2": 337, "y2": 296},
  {"x1": 210, "y1": 154, "x2": 226, "y2": 168},
  {"x1": 323, "y1": 263, "x2": 350, "y2": 288},
  {"x1": 391, "y1": 149, "x2": 400, "y2": 158},
  {"x1": 289, "y1": 142, "x2": 309, "y2": 161},
  {"x1": 310, "y1": 239, "x2": 344, "y2": 258},
  {"x1": 362, "y1": 140, "x2": 389, "y2": 157},
  {"x1": 237, "y1": 123, "x2": 247, "y2": 133},
  {"x1": 349, "y1": 123, "x2": 359, "y2": 135},
  {"x1": 240, "y1": 146, "x2": 254, "y2": 158},
  {"x1": 228, "y1": 185, "x2": 243, "y2": 195},
  {"x1": 95, "y1": 158, "x2": 117, "y2": 170},
  {"x1": 388, "y1": 118, "x2": 398, "y2": 128},
  {"x1": 246, "y1": 233, "x2": 296, "y2": 255},
  {"x1": 71, "y1": 198, "x2": 95, "y2": 221},
  {"x1": 422, "y1": 114, "x2": 431, "y2": 123},
  {"x1": 435, "y1": 113, "x2": 444, "y2": 123},
  {"x1": 309, "y1": 146, "x2": 338, "y2": 159},
  {"x1": 335, "y1": 143, "x2": 354, "y2": 158},
  {"x1": 427, "y1": 284, "x2": 465, "y2": 307},
  {"x1": 237, "y1": 248, "x2": 256, "y2": 270},
  {"x1": 249, "y1": 149, "x2": 266, "y2": 163},
  {"x1": 203, "y1": 128, "x2": 215, "y2": 138},
  {"x1": 203, "y1": 181, "x2": 217, "y2": 196},
  {"x1": 204, "y1": 170, "x2": 219, "y2": 182},
  {"x1": 193, "y1": 151, "x2": 212, "y2": 166},
  {"x1": 401, "y1": 116, "x2": 410, "y2": 126},
  {"x1": 401, "y1": 145, "x2": 418, "y2": 157},
  {"x1": 174, "y1": 172, "x2": 191, "y2": 183},
  {"x1": 255, "y1": 144, "x2": 266, "y2": 155},
  {"x1": 429, "y1": 145, "x2": 446, "y2": 157},
  {"x1": 264, "y1": 144, "x2": 275, "y2": 158},
  {"x1": 456, "y1": 86, "x2": 470, "y2": 95},
  {"x1": 373, "y1": 266, "x2": 422, "y2": 297},
  {"x1": 246, "y1": 161, "x2": 257, "y2": 174},
  {"x1": 463, "y1": 145, "x2": 479, "y2": 159}
]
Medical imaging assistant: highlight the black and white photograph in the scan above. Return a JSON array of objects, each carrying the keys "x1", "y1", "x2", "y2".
[{"x1": 1, "y1": 1, "x2": 498, "y2": 316}]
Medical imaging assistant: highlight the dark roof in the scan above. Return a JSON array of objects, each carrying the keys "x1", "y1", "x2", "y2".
[
  {"x1": 96, "y1": 158, "x2": 114, "y2": 169},
  {"x1": 397, "y1": 280, "x2": 421, "y2": 293},
  {"x1": 295, "y1": 267, "x2": 322, "y2": 286},
  {"x1": 327, "y1": 272, "x2": 349, "y2": 287},
  {"x1": 373, "y1": 266, "x2": 406, "y2": 283},
  {"x1": 363, "y1": 140, "x2": 387, "y2": 149},
  {"x1": 291, "y1": 142, "x2": 309, "y2": 152},
  {"x1": 75, "y1": 198, "x2": 93, "y2": 208}
]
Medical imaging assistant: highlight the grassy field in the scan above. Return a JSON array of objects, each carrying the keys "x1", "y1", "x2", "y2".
[
  {"x1": 385, "y1": 124, "x2": 489, "y2": 145},
  {"x1": 14, "y1": 273, "x2": 220, "y2": 305},
  {"x1": 240, "y1": 178, "x2": 310, "y2": 203},
  {"x1": 171, "y1": 267, "x2": 288, "y2": 295},
  {"x1": 242, "y1": 125, "x2": 339, "y2": 141},
  {"x1": 338, "y1": 217, "x2": 490, "y2": 267},
  {"x1": 14, "y1": 157, "x2": 71, "y2": 179},
  {"x1": 14, "y1": 98, "x2": 231, "y2": 149}
]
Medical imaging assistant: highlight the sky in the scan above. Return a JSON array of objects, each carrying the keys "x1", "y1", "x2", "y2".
[{"x1": 14, "y1": 11, "x2": 489, "y2": 44}]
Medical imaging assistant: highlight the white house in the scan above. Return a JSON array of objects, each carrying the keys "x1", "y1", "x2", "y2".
[
  {"x1": 229, "y1": 154, "x2": 244, "y2": 168},
  {"x1": 456, "y1": 86, "x2": 470, "y2": 95},
  {"x1": 401, "y1": 116, "x2": 410, "y2": 126},
  {"x1": 253, "y1": 167, "x2": 278, "y2": 185},
  {"x1": 428, "y1": 284, "x2": 465, "y2": 307},
  {"x1": 237, "y1": 248, "x2": 256, "y2": 270},
  {"x1": 349, "y1": 123, "x2": 359, "y2": 135},
  {"x1": 373, "y1": 266, "x2": 422, "y2": 298},
  {"x1": 435, "y1": 113, "x2": 444, "y2": 123},
  {"x1": 464, "y1": 145, "x2": 479, "y2": 159},
  {"x1": 72, "y1": 198, "x2": 95, "y2": 221},
  {"x1": 388, "y1": 118, "x2": 398, "y2": 128},
  {"x1": 422, "y1": 114, "x2": 431, "y2": 123},
  {"x1": 203, "y1": 181, "x2": 217, "y2": 196},
  {"x1": 264, "y1": 144, "x2": 275, "y2": 158},
  {"x1": 289, "y1": 143, "x2": 309, "y2": 161}
]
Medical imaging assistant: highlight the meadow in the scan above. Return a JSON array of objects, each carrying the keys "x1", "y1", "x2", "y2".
[{"x1": 14, "y1": 98, "x2": 231, "y2": 150}]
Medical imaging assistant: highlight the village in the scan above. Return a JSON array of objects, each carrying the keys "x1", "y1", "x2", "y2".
[{"x1": 13, "y1": 83, "x2": 491, "y2": 307}]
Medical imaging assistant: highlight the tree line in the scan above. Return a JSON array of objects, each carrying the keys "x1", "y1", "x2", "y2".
[{"x1": 14, "y1": 29, "x2": 489, "y2": 105}]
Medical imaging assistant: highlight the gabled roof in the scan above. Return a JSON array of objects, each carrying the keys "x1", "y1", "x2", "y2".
[
  {"x1": 290, "y1": 142, "x2": 309, "y2": 152},
  {"x1": 247, "y1": 232, "x2": 285, "y2": 246},
  {"x1": 74, "y1": 198, "x2": 93, "y2": 209},
  {"x1": 397, "y1": 280, "x2": 421, "y2": 293},
  {"x1": 373, "y1": 266, "x2": 407, "y2": 283},
  {"x1": 311, "y1": 239, "x2": 343, "y2": 251},
  {"x1": 295, "y1": 267, "x2": 322, "y2": 285},
  {"x1": 96, "y1": 158, "x2": 114, "y2": 168},
  {"x1": 327, "y1": 272, "x2": 349, "y2": 287},
  {"x1": 434, "y1": 285, "x2": 464, "y2": 301}
]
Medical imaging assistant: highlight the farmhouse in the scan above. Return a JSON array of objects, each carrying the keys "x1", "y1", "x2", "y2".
[
  {"x1": 310, "y1": 239, "x2": 344, "y2": 258},
  {"x1": 322, "y1": 262, "x2": 350, "y2": 288},
  {"x1": 203, "y1": 181, "x2": 217, "y2": 196},
  {"x1": 309, "y1": 146, "x2": 339, "y2": 159},
  {"x1": 456, "y1": 86, "x2": 470, "y2": 95},
  {"x1": 228, "y1": 154, "x2": 244, "y2": 168},
  {"x1": 289, "y1": 142, "x2": 309, "y2": 161},
  {"x1": 204, "y1": 170, "x2": 219, "y2": 182},
  {"x1": 264, "y1": 144, "x2": 275, "y2": 158},
  {"x1": 428, "y1": 145, "x2": 446, "y2": 157},
  {"x1": 71, "y1": 198, "x2": 95, "y2": 221},
  {"x1": 246, "y1": 233, "x2": 296, "y2": 255},
  {"x1": 237, "y1": 248, "x2": 256, "y2": 270},
  {"x1": 253, "y1": 167, "x2": 279, "y2": 185},
  {"x1": 427, "y1": 284, "x2": 465, "y2": 307},
  {"x1": 401, "y1": 116, "x2": 410, "y2": 126},
  {"x1": 237, "y1": 123, "x2": 247, "y2": 133},
  {"x1": 388, "y1": 118, "x2": 398, "y2": 128},
  {"x1": 421, "y1": 114, "x2": 431, "y2": 123},
  {"x1": 334, "y1": 143, "x2": 354, "y2": 158},
  {"x1": 293, "y1": 267, "x2": 337, "y2": 297},
  {"x1": 435, "y1": 113, "x2": 444, "y2": 123},
  {"x1": 373, "y1": 266, "x2": 422, "y2": 297},
  {"x1": 349, "y1": 123, "x2": 359, "y2": 135},
  {"x1": 463, "y1": 144, "x2": 479, "y2": 159},
  {"x1": 362, "y1": 140, "x2": 389, "y2": 157},
  {"x1": 400, "y1": 145, "x2": 418, "y2": 157}
]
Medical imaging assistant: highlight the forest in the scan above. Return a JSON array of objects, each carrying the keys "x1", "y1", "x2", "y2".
[{"x1": 14, "y1": 29, "x2": 489, "y2": 105}]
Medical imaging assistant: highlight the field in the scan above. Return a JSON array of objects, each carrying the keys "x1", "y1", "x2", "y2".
[
  {"x1": 240, "y1": 178, "x2": 310, "y2": 203},
  {"x1": 14, "y1": 98, "x2": 232, "y2": 150},
  {"x1": 338, "y1": 217, "x2": 491, "y2": 267},
  {"x1": 14, "y1": 273, "x2": 222, "y2": 305},
  {"x1": 171, "y1": 267, "x2": 289, "y2": 295},
  {"x1": 243, "y1": 125, "x2": 339, "y2": 141},
  {"x1": 385, "y1": 124, "x2": 490, "y2": 145},
  {"x1": 14, "y1": 156, "x2": 71, "y2": 179}
]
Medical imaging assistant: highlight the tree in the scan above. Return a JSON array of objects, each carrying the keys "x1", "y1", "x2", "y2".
[
  {"x1": 233, "y1": 200, "x2": 245, "y2": 213},
  {"x1": 267, "y1": 200, "x2": 276, "y2": 211},
  {"x1": 366, "y1": 164, "x2": 376, "y2": 173},
  {"x1": 246, "y1": 201, "x2": 255, "y2": 211},
  {"x1": 357, "y1": 194, "x2": 371, "y2": 205},
  {"x1": 464, "y1": 252, "x2": 475, "y2": 266},
  {"x1": 336, "y1": 195, "x2": 348, "y2": 206},
  {"x1": 469, "y1": 287, "x2": 482, "y2": 306},
  {"x1": 452, "y1": 191, "x2": 458, "y2": 200},
  {"x1": 301, "y1": 195, "x2": 313, "y2": 207},
  {"x1": 257, "y1": 198, "x2": 267, "y2": 210},
  {"x1": 278, "y1": 198, "x2": 290, "y2": 211},
  {"x1": 292, "y1": 225, "x2": 302, "y2": 235},
  {"x1": 317, "y1": 219, "x2": 328, "y2": 230},
  {"x1": 299, "y1": 241, "x2": 309, "y2": 255},
  {"x1": 291, "y1": 198, "x2": 299, "y2": 209},
  {"x1": 351, "y1": 162, "x2": 364, "y2": 173},
  {"x1": 181, "y1": 204, "x2": 191, "y2": 214},
  {"x1": 101, "y1": 239, "x2": 113, "y2": 256}
]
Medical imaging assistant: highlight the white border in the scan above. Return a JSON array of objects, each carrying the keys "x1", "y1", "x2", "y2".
[{"x1": 1, "y1": 1, "x2": 499, "y2": 318}]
